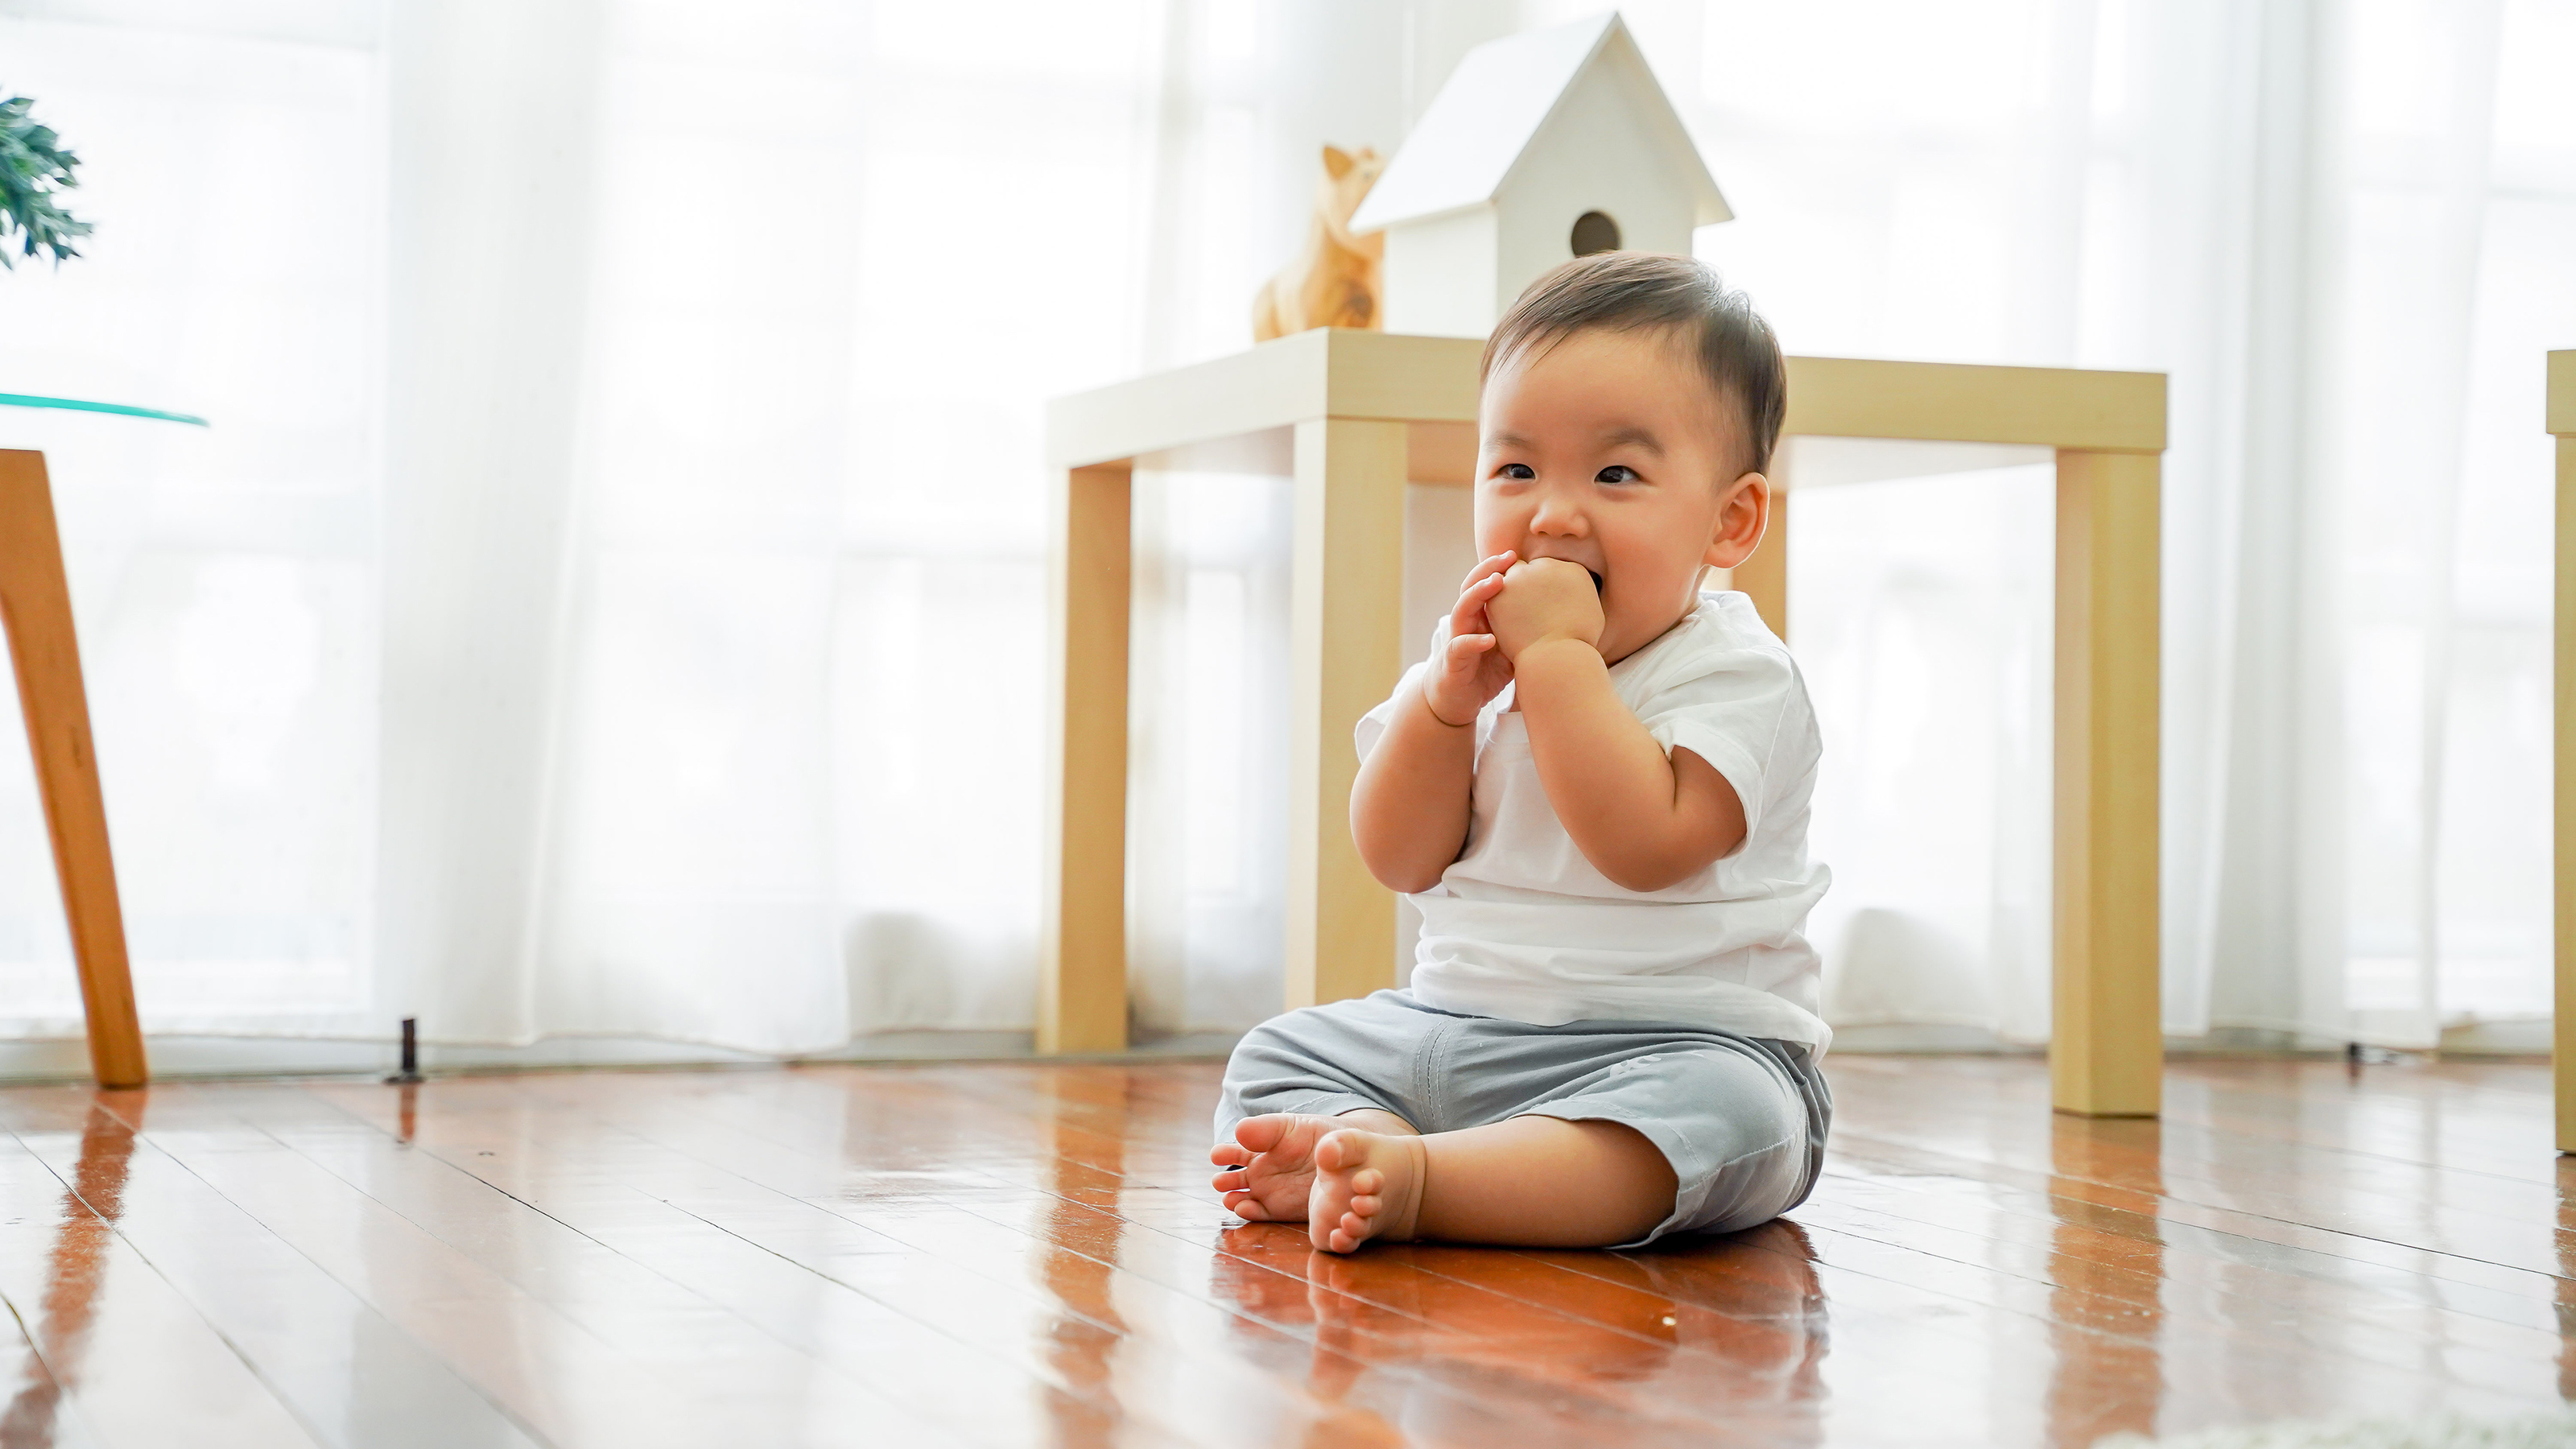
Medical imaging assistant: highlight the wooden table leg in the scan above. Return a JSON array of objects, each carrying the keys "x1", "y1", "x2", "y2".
[
  {"x1": 1286, "y1": 418, "x2": 1406, "y2": 1010},
  {"x1": 2559, "y1": 430, "x2": 2575, "y2": 1151},
  {"x1": 0, "y1": 452, "x2": 145, "y2": 1088},
  {"x1": 1734, "y1": 485, "x2": 1789, "y2": 641},
  {"x1": 2052, "y1": 449, "x2": 2161, "y2": 1117},
  {"x1": 2549, "y1": 350, "x2": 2574, "y2": 1150},
  {"x1": 1039, "y1": 460, "x2": 1133, "y2": 1054}
]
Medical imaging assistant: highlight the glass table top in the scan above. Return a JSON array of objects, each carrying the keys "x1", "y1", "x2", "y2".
[{"x1": 0, "y1": 392, "x2": 207, "y2": 427}]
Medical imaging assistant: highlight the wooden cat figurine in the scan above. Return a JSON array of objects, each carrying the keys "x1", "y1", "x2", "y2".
[{"x1": 1252, "y1": 144, "x2": 1386, "y2": 341}]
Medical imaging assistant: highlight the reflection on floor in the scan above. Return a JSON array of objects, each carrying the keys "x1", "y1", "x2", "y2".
[{"x1": 0, "y1": 1055, "x2": 2566, "y2": 1447}]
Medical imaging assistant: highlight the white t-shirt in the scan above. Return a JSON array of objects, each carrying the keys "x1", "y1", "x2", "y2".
[{"x1": 1355, "y1": 590, "x2": 1833, "y2": 1051}]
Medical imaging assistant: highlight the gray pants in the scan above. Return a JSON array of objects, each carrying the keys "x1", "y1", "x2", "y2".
[{"x1": 1216, "y1": 989, "x2": 1831, "y2": 1246}]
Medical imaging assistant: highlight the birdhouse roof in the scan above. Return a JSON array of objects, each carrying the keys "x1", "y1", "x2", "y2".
[{"x1": 1350, "y1": 12, "x2": 1730, "y2": 234}]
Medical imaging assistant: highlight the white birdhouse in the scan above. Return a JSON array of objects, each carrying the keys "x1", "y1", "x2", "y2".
[{"x1": 1348, "y1": 11, "x2": 1730, "y2": 339}]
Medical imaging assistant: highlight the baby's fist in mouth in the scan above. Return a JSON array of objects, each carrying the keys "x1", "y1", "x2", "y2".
[{"x1": 1490, "y1": 557, "x2": 1606, "y2": 659}]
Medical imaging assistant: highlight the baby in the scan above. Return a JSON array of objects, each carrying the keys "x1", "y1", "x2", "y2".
[{"x1": 1210, "y1": 252, "x2": 1832, "y2": 1253}]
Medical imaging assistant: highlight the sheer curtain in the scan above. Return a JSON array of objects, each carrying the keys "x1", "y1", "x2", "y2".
[
  {"x1": 1592, "y1": 0, "x2": 2576, "y2": 1050},
  {"x1": 382, "y1": 0, "x2": 1301, "y2": 1051},
  {"x1": 0, "y1": 0, "x2": 2568, "y2": 1068},
  {"x1": 0, "y1": 0, "x2": 1465, "y2": 1063},
  {"x1": 0, "y1": 3, "x2": 386, "y2": 1046}
]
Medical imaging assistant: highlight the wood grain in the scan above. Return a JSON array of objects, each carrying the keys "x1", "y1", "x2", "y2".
[
  {"x1": 0, "y1": 1056, "x2": 2563, "y2": 1445},
  {"x1": 2054, "y1": 448, "x2": 2164, "y2": 1117},
  {"x1": 1046, "y1": 330, "x2": 1483, "y2": 473},
  {"x1": 1044, "y1": 338, "x2": 2168, "y2": 1067},
  {"x1": 1733, "y1": 485, "x2": 1788, "y2": 642},
  {"x1": 0, "y1": 452, "x2": 143, "y2": 1089},
  {"x1": 1041, "y1": 462, "x2": 1133, "y2": 1055},
  {"x1": 2553, "y1": 349, "x2": 2575, "y2": 1151},
  {"x1": 1785, "y1": 356, "x2": 2166, "y2": 453},
  {"x1": 1048, "y1": 336, "x2": 2165, "y2": 473},
  {"x1": 1287, "y1": 418, "x2": 1408, "y2": 1009}
]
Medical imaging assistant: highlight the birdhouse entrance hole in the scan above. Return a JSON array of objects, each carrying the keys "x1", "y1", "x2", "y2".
[{"x1": 1571, "y1": 210, "x2": 1621, "y2": 257}]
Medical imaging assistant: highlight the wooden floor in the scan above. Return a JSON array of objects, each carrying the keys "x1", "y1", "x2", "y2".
[{"x1": 0, "y1": 1056, "x2": 2567, "y2": 1447}]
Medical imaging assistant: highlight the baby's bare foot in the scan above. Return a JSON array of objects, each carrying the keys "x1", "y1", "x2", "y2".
[
  {"x1": 1310, "y1": 1129, "x2": 1426, "y2": 1254},
  {"x1": 1210, "y1": 1113, "x2": 1342, "y2": 1225}
]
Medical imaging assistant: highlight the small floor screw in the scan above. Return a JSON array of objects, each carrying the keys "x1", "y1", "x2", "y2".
[{"x1": 385, "y1": 1017, "x2": 424, "y2": 1085}]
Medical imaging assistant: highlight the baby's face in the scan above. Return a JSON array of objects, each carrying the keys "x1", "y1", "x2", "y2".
[{"x1": 1473, "y1": 327, "x2": 1761, "y2": 664}]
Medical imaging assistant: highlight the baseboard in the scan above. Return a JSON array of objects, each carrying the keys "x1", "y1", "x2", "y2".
[
  {"x1": 0, "y1": 1018, "x2": 2541, "y2": 1085},
  {"x1": 1828, "y1": 1023, "x2": 2038, "y2": 1054},
  {"x1": 0, "y1": 1028, "x2": 1246, "y2": 1085}
]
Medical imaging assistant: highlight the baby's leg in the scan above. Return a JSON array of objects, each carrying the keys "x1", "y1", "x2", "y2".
[
  {"x1": 1280, "y1": 1027, "x2": 1827, "y2": 1253},
  {"x1": 1307, "y1": 1114, "x2": 1677, "y2": 1253},
  {"x1": 1210, "y1": 992, "x2": 1438, "y2": 1232}
]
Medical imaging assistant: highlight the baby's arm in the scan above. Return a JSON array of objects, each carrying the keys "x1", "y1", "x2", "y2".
[
  {"x1": 1349, "y1": 552, "x2": 1519, "y2": 893},
  {"x1": 1488, "y1": 559, "x2": 1747, "y2": 893}
]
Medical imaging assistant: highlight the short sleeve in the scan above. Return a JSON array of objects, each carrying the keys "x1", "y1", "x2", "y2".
[
  {"x1": 1635, "y1": 645, "x2": 1803, "y2": 848},
  {"x1": 1354, "y1": 615, "x2": 1454, "y2": 762}
]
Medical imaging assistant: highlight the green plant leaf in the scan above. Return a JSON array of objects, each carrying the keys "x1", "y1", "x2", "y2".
[{"x1": 0, "y1": 94, "x2": 93, "y2": 269}]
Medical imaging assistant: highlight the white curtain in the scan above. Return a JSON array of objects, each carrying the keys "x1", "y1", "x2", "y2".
[
  {"x1": 0, "y1": 0, "x2": 2568, "y2": 1064},
  {"x1": 1611, "y1": 0, "x2": 2576, "y2": 1050},
  {"x1": 0, "y1": 0, "x2": 1457, "y2": 1059},
  {"x1": 0, "y1": 3, "x2": 387, "y2": 1042}
]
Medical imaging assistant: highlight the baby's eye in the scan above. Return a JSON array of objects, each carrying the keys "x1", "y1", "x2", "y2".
[
  {"x1": 1495, "y1": 463, "x2": 1537, "y2": 481},
  {"x1": 1596, "y1": 464, "x2": 1640, "y2": 485}
]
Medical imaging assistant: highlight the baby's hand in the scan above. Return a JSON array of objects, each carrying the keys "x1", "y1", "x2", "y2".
[
  {"x1": 1421, "y1": 551, "x2": 1517, "y2": 727},
  {"x1": 1487, "y1": 559, "x2": 1605, "y2": 661}
]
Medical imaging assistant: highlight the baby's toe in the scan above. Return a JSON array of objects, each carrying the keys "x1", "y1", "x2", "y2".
[
  {"x1": 1234, "y1": 1115, "x2": 1296, "y2": 1154},
  {"x1": 1352, "y1": 1167, "x2": 1381, "y2": 1195}
]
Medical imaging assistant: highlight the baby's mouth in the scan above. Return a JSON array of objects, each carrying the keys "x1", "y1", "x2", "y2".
[{"x1": 1587, "y1": 569, "x2": 1605, "y2": 594}]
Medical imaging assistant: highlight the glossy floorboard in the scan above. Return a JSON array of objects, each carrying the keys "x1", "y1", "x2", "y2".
[{"x1": 0, "y1": 1057, "x2": 2566, "y2": 1447}]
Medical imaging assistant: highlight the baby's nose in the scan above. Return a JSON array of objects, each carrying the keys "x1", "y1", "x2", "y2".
[{"x1": 1526, "y1": 497, "x2": 1588, "y2": 532}]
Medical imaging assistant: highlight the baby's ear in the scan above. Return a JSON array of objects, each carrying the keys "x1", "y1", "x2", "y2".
[
  {"x1": 1703, "y1": 473, "x2": 1771, "y2": 568},
  {"x1": 1322, "y1": 144, "x2": 1354, "y2": 180}
]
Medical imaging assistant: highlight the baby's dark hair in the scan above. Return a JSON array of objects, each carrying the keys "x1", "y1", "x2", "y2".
[{"x1": 1480, "y1": 252, "x2": 1787, "y2": 476}]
